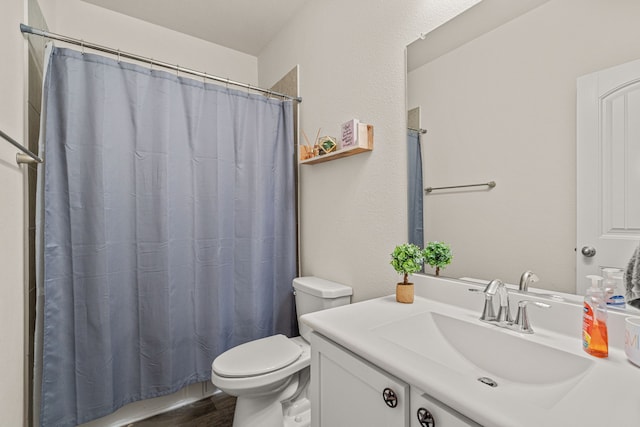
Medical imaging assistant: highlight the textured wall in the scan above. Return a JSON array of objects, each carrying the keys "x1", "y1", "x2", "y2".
[
  {"x1": 258, "y1": 0, "x2": 481, "y2": 301},
  {"x1": 0, "y1": 0, "x2": 26, "y2": 424}
]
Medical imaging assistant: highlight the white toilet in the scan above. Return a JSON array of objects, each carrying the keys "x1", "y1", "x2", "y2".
[{"x1": 211, "y1": 276, "x2": 352, "y2": 427}]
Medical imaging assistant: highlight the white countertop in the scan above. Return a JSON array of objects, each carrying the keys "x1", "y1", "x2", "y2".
[{"x1": 301, "y1": 275, "x2": 640, "y2": 427}]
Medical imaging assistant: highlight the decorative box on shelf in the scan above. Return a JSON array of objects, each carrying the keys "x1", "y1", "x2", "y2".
[{"x1": 300, "y1": 122, "x2": 373, "y2": 165}]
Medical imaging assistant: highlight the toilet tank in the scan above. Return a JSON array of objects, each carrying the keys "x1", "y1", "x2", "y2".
[{"x1": 293, "y1": 276, "x2": 352, "y2": 342}]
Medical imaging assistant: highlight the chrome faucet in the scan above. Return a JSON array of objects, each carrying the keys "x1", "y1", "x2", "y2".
[
  {"x1": 480, "y1": 279, "x2": 512, "y2": 324},
  {"x1": 475, "y1": 278, "x2": 549, "y2": 333},
  {"x1": 519, "y1": 270, "x2": 539, "y2": 292}
]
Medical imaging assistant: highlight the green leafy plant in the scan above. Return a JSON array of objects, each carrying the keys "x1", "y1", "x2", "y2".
[
  {"x1": 390, "y1": 243, "x2": 425, "y2": 285},
  {"x1": 423, "y1": 241, "x2": 452, "y2": 276}
]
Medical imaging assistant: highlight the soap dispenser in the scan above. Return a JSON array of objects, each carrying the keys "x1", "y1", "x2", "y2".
[
  {"x1": 603, "y1": 267, "x2": 625, "y2": 308},
  {"x1": 583, "y1": 275, "x2": 608, "y2": 358}
]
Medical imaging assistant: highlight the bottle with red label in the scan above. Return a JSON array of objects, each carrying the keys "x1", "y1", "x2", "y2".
[{"x1": 583, "y1": 275, "x2": 608, "y2": 358}]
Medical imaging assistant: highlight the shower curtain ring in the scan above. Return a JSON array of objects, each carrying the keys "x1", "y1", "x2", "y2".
[
  {"x1": 149, "y1": 58, "x2": 154, "y2": 70},
  {"x1": 226, "y1": 78, "x2": 230, "y2": 89},
  {"x1": 116, "y1": 49, "x2": 121, "y2": 62},
  {"x1": 80, "y1": 40, "x2": 85, "y2": 55},
  {"x1": 203, "y1": 72, "x2": 207, "y2": 84}
]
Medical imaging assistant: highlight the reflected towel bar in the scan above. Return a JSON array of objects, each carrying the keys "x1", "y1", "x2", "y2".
[
  {"x1": 0, "y1": 128, "x2": 43, "y2": 164},
  {"x1": 408, "y1": 127, "x2": 428, "y2": 134},
  {"x1": 425, "y1": 181, "x2": 496, "y2": 193}
]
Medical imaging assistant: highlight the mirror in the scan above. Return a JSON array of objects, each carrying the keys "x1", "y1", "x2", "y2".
[{"x1": 407, "y1": 0, "x2": 640, "y2": 300}]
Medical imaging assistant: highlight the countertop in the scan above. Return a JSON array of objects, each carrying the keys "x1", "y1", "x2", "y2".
[{"x1": 301, "y1": 277, "x2": 640, "y2": 427}]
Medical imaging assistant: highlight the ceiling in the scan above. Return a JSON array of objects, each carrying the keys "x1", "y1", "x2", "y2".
[
  {"x1": 82, "y1": 0, "x2": 311, "y2": 56},
  {"x1": 407, "y1": 0, "x2": 548, "y2": 72}
]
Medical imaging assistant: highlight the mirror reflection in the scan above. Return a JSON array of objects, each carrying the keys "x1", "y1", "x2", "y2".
[{"x1": 407, "y1": 0, "x2": 640, "y2": 304}]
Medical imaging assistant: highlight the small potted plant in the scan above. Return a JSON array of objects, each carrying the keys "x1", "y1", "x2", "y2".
[
  {"x1": 390, "y1": 243, "x2": 424, "y2": 303},
  {"x1": 423, "y1": 241, "x2": 452, "y2": 276}
]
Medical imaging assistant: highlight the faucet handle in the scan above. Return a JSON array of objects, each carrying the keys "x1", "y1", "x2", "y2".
[
  {"x1": 468, "y1": 288, "x2": 498, "y2": 321},
  {"x1": 481, "y1": 294, "x2": 497, "y2": 322},
  {"x1": 513, "y1": 300, "x2": 550, "y2": 334},
  {"x1": 483, "y1": 279, "x2": 504, "y2": 295}
]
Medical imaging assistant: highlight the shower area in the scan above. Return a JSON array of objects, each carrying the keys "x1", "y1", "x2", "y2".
[
  {"x1": 407, "y1": 106, "x2": 425, "y2": 248},
  {"x1": 21, "y1": 2, "x2": 301, "y2": 425}
]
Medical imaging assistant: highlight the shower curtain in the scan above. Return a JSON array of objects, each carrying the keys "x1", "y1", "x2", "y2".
[
  {"x1": 407, "y1": 129, "x2": 424, "y2": 247},
  {"x1": 36, "y1": 46, "x2": 296, "y2": 426}
]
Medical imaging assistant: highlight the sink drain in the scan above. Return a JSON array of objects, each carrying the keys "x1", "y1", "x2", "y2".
[{"x1": 477, "y1": 377, "x2": 498, "y2": 387}]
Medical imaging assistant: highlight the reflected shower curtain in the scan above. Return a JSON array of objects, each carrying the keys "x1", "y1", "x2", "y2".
[
  {"x1": 37, "y1": 46, "x2": 296, "y2": 426},
  {"x1": 407, "y1": 129, "x2": 423, "y2": 247}
]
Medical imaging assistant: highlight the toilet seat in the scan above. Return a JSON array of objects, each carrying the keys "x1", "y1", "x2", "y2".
[{"x1": 212, "y1": 334, "x2": 302, "y2": 378}]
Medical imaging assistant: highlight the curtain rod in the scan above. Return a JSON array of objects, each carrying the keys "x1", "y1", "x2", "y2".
[
  {"x1": 0, "y1": 128, "x2": 43, "y2": 164},
  {"x1": 19, "y1": 23, "x2": 302, "y2": 103}
]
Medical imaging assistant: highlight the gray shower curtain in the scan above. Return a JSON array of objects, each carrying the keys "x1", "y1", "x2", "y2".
[
  {"x1": 37, "y1": 46, "x2": 296, "y2": 426},
  {"x1": 407, "y1": 129, "x2": 423, "y2": 247}
]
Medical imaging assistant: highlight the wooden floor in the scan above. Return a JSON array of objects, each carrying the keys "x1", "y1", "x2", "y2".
[{"x1": 128, "y1": 393, "x2": 236, "y2": 427}]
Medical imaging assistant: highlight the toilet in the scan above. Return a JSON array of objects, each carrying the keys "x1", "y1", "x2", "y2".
[{"x1": 210, "y1": 276, "x2": 352, "y2": 427}]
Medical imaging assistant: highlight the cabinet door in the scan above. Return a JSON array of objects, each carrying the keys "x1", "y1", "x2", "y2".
[
  {"x1": 410, "y1": 387, "x2": 481, "y2": 427},
  {"x1": 311, "y1": 332, "x2": 409, "y2": 427}
]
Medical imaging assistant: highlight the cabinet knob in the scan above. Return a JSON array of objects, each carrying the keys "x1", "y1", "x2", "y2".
[
  {"x1": 417, "y1": 407, "x2": 436, "y2": 427},
  {"x1": 382, "y1": 387, "x2": 398, "y2": 408}
]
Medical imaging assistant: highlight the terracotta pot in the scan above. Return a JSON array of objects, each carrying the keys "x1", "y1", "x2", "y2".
[{"x1": 396, "y1": 283, "x2": 414, "y2": 304}]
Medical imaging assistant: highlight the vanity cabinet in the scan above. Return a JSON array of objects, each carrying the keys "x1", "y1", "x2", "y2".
[
  {"x1": 311, "y1": 331, "x2": 481, "y2": 427},
  {"x1": 310, "y1": 332, "x2": 409, "y2": 427}
]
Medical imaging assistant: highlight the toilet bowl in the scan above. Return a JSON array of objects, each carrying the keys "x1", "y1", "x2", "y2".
[{"x1": 211, "y1": 277, "x2": 352, "y2": 427}]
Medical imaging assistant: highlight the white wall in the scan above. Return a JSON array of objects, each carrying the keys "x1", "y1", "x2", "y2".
[
  {"x1": 0, "y1": 0, "x2": 26, "y2": 424},
  {"x1": 408, "y1": 0, "x2": 640, "y2": 293},
  {"x1": 258, "y1": 0, "x2": 481, "y2": 301},
  {"x1": 38, "y1": 0, "x2": 259, "y2": 85}
]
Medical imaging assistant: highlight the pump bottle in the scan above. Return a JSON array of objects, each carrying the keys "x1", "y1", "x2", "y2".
[
  {"x1": 582, "y1": 275, "x2": 608, "y2": 358},
  {"x1": 602, "y1": 267, "x2": 625, "y2": 308}
]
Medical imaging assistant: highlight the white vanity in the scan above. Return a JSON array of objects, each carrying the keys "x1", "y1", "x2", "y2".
[{"x1": 301, "y1": 274, "x2": 640, "y2": 427}]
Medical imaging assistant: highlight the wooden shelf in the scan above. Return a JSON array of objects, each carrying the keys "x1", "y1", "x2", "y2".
[
  {"x1": 300, "y1": 145, "x2": 372, "y2": 165},
  {"x1": 300, "y1": 124, "x2": 373, "y2": 165}
]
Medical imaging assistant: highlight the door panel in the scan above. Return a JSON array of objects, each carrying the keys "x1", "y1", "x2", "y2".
[{"x1": 577, "y1": 59, "x2": 640, "y2": 294}]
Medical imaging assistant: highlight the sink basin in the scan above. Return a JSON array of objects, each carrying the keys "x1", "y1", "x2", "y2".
[
  {"x1": 429, "y1": 312, "x2": 592, "y2": 384},
  {"x1": 373, "y1": 310, "x2": 594, "y2": 407}
]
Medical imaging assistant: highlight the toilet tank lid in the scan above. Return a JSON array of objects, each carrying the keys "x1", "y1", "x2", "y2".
[{"x1": 292, "y1": 276, "x2": 353, "y2": 298}]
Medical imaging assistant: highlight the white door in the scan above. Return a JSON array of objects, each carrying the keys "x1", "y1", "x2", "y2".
[{"x1": 577, "y1": 58, "x2": 640, "y2": 295}]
